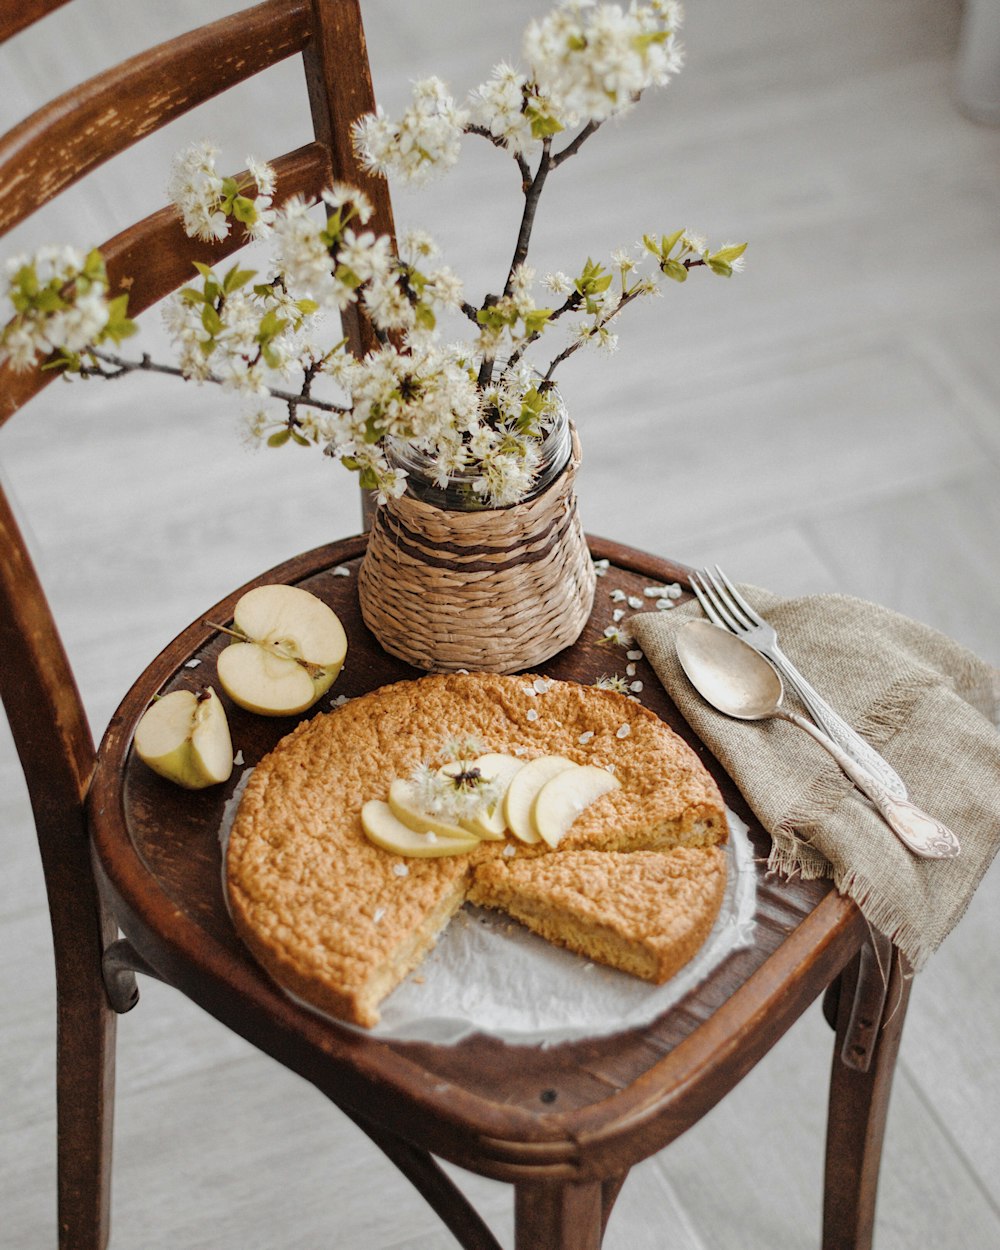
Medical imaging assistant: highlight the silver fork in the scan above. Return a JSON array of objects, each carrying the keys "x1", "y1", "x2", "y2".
[{"x1": 689, "y1": 566, "x2": 909, "y2": 799}]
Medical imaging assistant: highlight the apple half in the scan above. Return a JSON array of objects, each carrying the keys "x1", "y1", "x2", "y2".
[
  {"x1": 361, "y1": 800, "x2": 481, "y2": 857},
  {"x1": 503, "y1": 754, "x2": 577, "y2": 844},
  {"x1": 216, "y1": 584, "x2": 347, "y2": 716},
  {"x1": 133, "y1": 687, "x2": 234, "y2": 789},
  {"x1": 533, "y1": 764, "x2": 621, "y2": 848}
]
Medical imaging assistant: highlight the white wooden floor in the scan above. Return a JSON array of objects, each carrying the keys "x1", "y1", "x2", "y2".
[{"x1": 2, "y1": 1, "x2": 999, "y2": 1246}]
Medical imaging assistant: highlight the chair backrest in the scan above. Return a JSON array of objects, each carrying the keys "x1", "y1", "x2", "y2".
[{"x1": 0, "y1": 0, "x2": 393, "y2": 878}]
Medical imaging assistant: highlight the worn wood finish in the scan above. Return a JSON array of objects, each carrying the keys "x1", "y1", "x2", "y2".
[
  {"x1": 0, "y1": 0, "x2": 313, "y2": 236},
  {"x1": 0, "y1": 4, "x2": 391, "y2": 1247},
  {"x1": 823, "y1": 947, "x2": 913, "y2": 1250},
  {"x1": 0, "y1": 2, "x2": 922, "y2": 1246},
  {"x1": 0, "y1": 490, "x2": 119, "y2": 1250},
  {"x1": 85, "y1": 537, "x2": 870, "y2": 1197},
  {"x1": 0, "y1": 0, "x2": 72, "y2": 45},
  {"x1": 0, "y1": 142, "x2": 331, "y2": 424}
]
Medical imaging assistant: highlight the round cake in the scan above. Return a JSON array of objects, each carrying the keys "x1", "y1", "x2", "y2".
[{"x1": 225, "y1": 671, "x2": 728, "y2": 1028}]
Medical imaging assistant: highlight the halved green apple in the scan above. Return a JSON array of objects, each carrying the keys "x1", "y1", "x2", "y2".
[
  {"x1": 533, "y1": 764, "x2": 622, "y2": 848},
  {"x1": 216, "y1": 584, "x2": 347, "y2": 716},
  {"x1": 133, "y1": 687, "x2": 233, "y2": 789},
  {"x1": 439, "y1": 752, "x2": 524, "y2": 840},
  {"x1": 503, "y1": 754, "x2": 577, "y2": 844},
  {"x1": 360, "y1": 800, "x2": 481, "y2": 857}
]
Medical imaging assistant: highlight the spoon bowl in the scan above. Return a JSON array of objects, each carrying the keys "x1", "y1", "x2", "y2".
[{"x1": 676, "y1": 620, "x2": 960, "y2": 860}]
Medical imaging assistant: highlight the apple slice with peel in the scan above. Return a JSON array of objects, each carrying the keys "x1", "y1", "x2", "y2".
[
  {"x1": 533, "y1": 764, "x2": 622, "y2": 848},
  {"x1": 361, "y1": 800, "x2": 481, "y2": 858},
  {"x1": 388, "y1": 778, "x2": 478, "y2": 840},
  {"x1": 133, "y1": 687, "x2": 233, "y2": 789},
  {"x1": 216, "y1": 584, "x2": 347, "y2": 716},
  {"x1": 439, "y1": 753, "x2": 524, "y2": 840},
  {"x1": 503, "y1": 755, "x2": 577, "y2": 844}
]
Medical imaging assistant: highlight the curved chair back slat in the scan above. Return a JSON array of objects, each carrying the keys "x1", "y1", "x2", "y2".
[
  {"x1": 0, "y1": 141, "x2": 333, "y2": 424},
  {"x1": 0, "y1": 0, "x2": 313, "y2": 236},
  {"x1": 0, "y1": 0, "x2": 74, "y2": 45}
]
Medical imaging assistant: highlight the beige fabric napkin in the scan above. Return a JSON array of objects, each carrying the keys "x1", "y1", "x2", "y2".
[{"x1": 631, "y1": 590, "x2": 1000, "y2": 970}]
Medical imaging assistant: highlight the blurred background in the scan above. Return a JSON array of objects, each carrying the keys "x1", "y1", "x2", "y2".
[{"x1": 2, "y1": 2, "x2": 998, "y2": 1246}]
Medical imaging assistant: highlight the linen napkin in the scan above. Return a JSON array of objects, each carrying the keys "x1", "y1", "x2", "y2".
[{"x1": 630, "y1": 589, "x2": 1000, "y2": 970}]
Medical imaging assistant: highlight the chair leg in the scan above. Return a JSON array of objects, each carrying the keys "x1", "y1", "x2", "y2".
[
  {"x1": 514, "y1": 1179, "x2": 605, "y2": 1250},
  {"x1": 822, "y1": 941, "x2": 911, "y2": 1250},
  {"x1": 342, "y1": 1108, "x2": 504, "y2": 1250},
  {"x1": 45, "y1": 848, "x2": 120, "y2": 1250}
]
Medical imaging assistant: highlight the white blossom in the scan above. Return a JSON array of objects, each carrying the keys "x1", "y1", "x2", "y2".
[
  {"x1": 353, "y1": 77, "x2": 468, "y2": 186},
  {"x1": 524, "y1": 1, "x2": 684, "y2": 125}
]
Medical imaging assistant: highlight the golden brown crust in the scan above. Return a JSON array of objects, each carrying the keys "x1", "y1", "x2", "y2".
[
  {"x1": 468, "y1": 846, "x2": 728, "y2": 984},
  {"x1": 225, "y1": 672, "x2": 728, "y2": 1028}
]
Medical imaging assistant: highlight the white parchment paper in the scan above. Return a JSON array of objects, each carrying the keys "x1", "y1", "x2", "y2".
[{"x1": 222, "y1": 776, "x2": 756, "y2": 1045}]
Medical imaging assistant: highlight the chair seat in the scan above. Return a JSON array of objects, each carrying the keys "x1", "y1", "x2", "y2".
[{"x1": 87, "y1": 533, "x2": 866, "y2": 1191}]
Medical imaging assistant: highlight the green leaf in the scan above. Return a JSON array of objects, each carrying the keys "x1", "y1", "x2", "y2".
[
  {"x1": 522, "y1": 308, "x2": 553, "y2": 336},
  {"x1": 222, "y1": 265, "x2": 257, "y2": 295},
  {"x1": 267, "y1": 428, "x2": 292, "y2": 447},
  {"x1": 231, "y1": 196, "x2": 257, "y2": 225},
  {"x1": 192, "y1": 261, "x2": 214, "y2": 279},
  {"x1": 358, "y1": 466, "x2": 378, "y2": 491},
  {"x1": 709, "y1": 241, "x2": 748, "y2": 264},
  {"x1": 257, "y1": 308, "x2": 288, "y2": 341},
  {"x1": 660, "y1": 258, "x2": 689, "y2": 282},
  {"x1": 414, "y1": 304, "x2": 436, "y2": 332},
  {"x1": 201, "y1": 304, "x2": 223, "y2": 335},
  {"x1": 706, "y1": 258, "x2": 733, "y2": 277}
]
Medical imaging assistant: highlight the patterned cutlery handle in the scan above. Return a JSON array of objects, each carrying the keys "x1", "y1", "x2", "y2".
[{"x1": 767, "y1": 645, "x2": 909, "y2": 800}]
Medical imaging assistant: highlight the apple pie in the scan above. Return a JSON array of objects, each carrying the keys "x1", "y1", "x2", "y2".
[{"x1": 225, "y1": 671, "x2": 728, "y2": 1028}]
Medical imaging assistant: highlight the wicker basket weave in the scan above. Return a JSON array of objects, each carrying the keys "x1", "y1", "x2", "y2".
[{"x1": 358, "y1": 430, "x2": 595, "y2": 673}]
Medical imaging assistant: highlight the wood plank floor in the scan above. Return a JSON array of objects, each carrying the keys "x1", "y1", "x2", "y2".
[{"x1": 2, "y1": 1, "x2": 999, "y2": 1246}]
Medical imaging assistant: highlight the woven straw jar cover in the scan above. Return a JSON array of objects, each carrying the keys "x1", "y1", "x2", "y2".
[{"x1": 358, "y1": 429, "x2": 596, "y2": 673}]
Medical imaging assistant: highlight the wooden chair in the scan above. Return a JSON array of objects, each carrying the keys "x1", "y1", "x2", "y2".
[{"x1": 0, "y1": 3, "x2": 911, "y2": 1247}]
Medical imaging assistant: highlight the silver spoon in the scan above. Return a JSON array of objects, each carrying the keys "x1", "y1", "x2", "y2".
[{"x1": 676, "y1": 619, "x2": 960, "y2": 860}]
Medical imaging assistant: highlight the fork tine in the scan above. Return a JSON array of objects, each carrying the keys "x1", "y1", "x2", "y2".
[
  {"x1": 704, "y1": 566, "x2": 755, "y2": 631},
  {"x1": 690, "y1": 570, "x2": 742, "y2": 631},
  {"x1": 688, "y1": 573, "x2": 723, "y2": 624},
  {"x1": 712, "y1": 565, "x2": 766, "y2": 628}
]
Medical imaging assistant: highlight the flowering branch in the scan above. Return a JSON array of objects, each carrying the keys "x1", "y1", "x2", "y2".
[{"x1": 1, "y1": 1, "x2": 747, "y2": 510}]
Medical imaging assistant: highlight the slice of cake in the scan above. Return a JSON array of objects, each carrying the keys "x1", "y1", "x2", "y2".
[
  {"x1": 468, "y1": 846, "x2": 727, "y2": 985},
  {"x1": 225, "y1": 671, "x2": 728, "y2": 1028}
]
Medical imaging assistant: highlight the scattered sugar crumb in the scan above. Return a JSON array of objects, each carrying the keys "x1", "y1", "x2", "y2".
[
  {"x1": 630, "y1": 680, "x2": 644, "y2": 693},
  {"x1": 184, "y1": 659, "x2": 201, "y2": 668},
  {"x1": 612, "y1": 608, "x2": 626, "y2": 622},
  {"x1": 626, "y1": 663, "x2": 637, "y2": 677},
  {"x1": 233, "y1": 749, "x2": 244, "y2": 766},
  {"x1": 502, "y1": 844, "x2": 517, "y2": 857},
  {"x1": 424, "y1": 831, "x2": 438, "y2": 844},
  {"x1": 533, "y1": 677, "x2": 550, "y2": 694},
  {"x1": 610, "y1": 588, "x2": 627, "y2": 602},
  {"x1": 332, "y1": 565, "x2": 351, "y2": 577},
  {"x1": 616, "y1": 724, "x2": 631, "y2": 739},
  {"x1": 627, "y1": 649, "x2": 643, "y2": 661},
  {"x1": 392, "y1": 862, "x2": 409, "y2": 877},
  {"x1": 578, "y1": 730, "x2": 595, "y2": 744},
  {"x1": 373, "y1": 907, "x2": 386, "y2": 923},
  {"x1": 526, "y1": 707, "x2": 539, "y2": 722}
]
